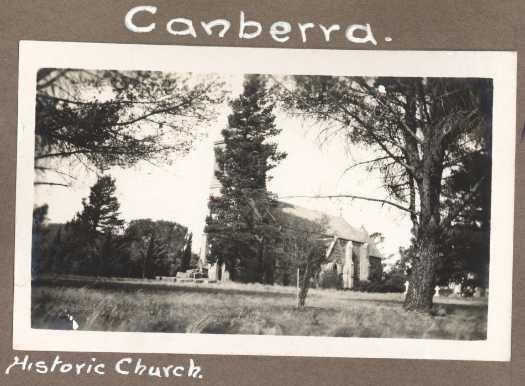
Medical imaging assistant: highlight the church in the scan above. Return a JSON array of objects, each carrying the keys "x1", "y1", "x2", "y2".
[
  {"x1": 273, "y1": 201, "x2": 383, "y2": 289},
  {"x1": 199, "y1": 141, "x2": 383, "y2": 289}
]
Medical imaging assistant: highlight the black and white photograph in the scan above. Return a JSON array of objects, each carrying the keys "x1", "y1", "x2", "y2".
[{"x1": 13, "y1": 42, "x2": 516, "y2": 360}]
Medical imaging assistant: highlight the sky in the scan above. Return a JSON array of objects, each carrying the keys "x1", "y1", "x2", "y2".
[{"x1": 34, "y1": 74, "x2": 412, "y2": 264}]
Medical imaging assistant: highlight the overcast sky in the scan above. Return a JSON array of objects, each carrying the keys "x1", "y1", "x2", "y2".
[{"x1": 34, "y1": 74, "x2": 412, "y2": 263}]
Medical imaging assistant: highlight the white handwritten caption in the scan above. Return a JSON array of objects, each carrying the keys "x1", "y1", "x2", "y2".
[
  {"x1": 5, "y1": 355, "x2": 203, "y2": 379},
  {"x1": 125, "y1": 6, "x2": 392, "y2": 45}
]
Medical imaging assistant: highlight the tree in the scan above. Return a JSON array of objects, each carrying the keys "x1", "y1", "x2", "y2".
[
  {"x1": 180, "y1": 232, "x2": 193, "y2": 272},
  {"x1": 381, "y1": 258, "x2": 409, "y2": 293},
  {"x1": 66, "y1": 175, "x2": 124, "y2": 275},
  {"x1": 32, "y1": 204, "x2": 50, "y2": 276},
  {"x1": 279, "y1": 76, "x2": 492, "y2": 312},
  {"x1": 35, "y1": 69, "x2": 225, "y2": 186},
  {"x1": 369, "y1": 232, "x2": 385, "y2": 246},
  {"x1": 275, "y1": 214, "x2": 327, "y2": 307},
  {"x1": 46, "y1": 226, "x2": 63, "y2": 273},
  {"x1": 437, "y1": 150, "x2": 491, "y2": 289},
  {"x1": 125, "y1": 219, "x2": 188, "y2": 278},
  {"x1": 77, "y1": 175, "x2": 124, "y2": 235},
  {"x1": 205, "y1": 74, "x2": 286, "y2": 283}
]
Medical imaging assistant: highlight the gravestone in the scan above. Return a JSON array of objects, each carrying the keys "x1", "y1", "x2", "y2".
[{"x1": 434, "y1": 286, "x2": 440, "y2": 297}]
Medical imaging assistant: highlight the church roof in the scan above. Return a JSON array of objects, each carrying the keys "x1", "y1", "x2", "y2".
[{"x1": 275, "y1": 201, "x2": 383, "y2": 258}]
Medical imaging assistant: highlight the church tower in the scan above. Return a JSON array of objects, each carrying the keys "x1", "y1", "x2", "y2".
[
  {"x1": 208, "y1": 140, "x2": 224, "y2": 198},
  {"x1": 198, "y1": 140, "x2": 224, "y2": 269}
]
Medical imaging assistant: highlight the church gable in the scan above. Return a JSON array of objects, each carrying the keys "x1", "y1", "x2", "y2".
[{"x1": 327, "y1": 238, "x2": 345, "y2": 264}]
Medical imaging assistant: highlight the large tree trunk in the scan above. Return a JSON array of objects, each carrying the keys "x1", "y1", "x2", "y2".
[
  {"x1": 404, "y1": 141, "x2": 443, "y2": 312},
  {"x1": 403, "y1": 232, "x2": 438, "y2": 311}
]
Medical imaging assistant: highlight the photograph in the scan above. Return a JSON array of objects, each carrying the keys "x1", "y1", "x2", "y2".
[{"x1": 13, "y1": 42, "x2": 516, "y2": 360}]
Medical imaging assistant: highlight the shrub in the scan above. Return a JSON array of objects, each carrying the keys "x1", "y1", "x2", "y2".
[
  {"x1": 352, "y1": 276, "x2": 405, "y2": 293},
  {"x1": 382, "y1": 273, "x2": 406, "y2": 293}
]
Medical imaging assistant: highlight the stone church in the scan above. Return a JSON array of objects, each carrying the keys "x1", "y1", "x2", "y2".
[
  {"x1": 199, "y1": 140, "x2": 383, "y2": 289},
  {"x1": 274, "y1": 202, "x2": 383, "y2": 289}
]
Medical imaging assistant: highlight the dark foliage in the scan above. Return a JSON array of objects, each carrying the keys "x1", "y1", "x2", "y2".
[
  {"x1": 180, "y1": 232, "x2": 193, "y2": 272},
  {"x1": 352, "y1": 279, "x2": 405, "y2": 293},
  {"x1": 35, "y1": 69, "x2": 225, "y2": 186},
  {"x1": 32, "y1": 177, "x2": 189, "y2": 278},
  {"x1": 32, "y1": 204, "x2": 50, "y2": 276},
  {"x1": 125, "y1": 219, "x2": 188, "y2": 278},
  {"x1": 205, "y1": 74, "x2": 286, "y2": 283}
]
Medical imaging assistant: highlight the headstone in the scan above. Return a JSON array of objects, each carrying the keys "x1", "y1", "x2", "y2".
[
  {"x1": 404, "y1": 280, "x2": 409, "y2": 295},
  {"x1": 222, "y1": 266, "x2": 230, "y2": 282},
  {"x1": 434, "y1": 285, "x2": 440, "y2": 297},
  {"x1": 208, "y1": 262, "x2": 218, "y2": 281},
  {"x1": 474, "y1": 287, "x2": 483, "y2": 297},
  {"x1": 221, "y1": 263, "x2": 230, "y2": 282}
]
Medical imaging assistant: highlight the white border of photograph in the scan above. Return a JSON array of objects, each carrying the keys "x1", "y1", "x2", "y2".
[{"x1": 13, "y1": 41, "x2": 516, "y2": 361}]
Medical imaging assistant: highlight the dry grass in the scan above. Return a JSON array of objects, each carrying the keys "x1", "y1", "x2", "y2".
[{"x1": 31, "y1": 277, "x2": 487, "y2": 340}]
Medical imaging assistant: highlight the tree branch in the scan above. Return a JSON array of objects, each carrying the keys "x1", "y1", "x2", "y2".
[
  {"x1": 38, "y1": 94, "x2": 178, "y2": 106},
  {"x1": 341, "y1": 156, "x2": 390, "y2": 175},
  {"x1": 279, "y1": 194, "x2": 416, "y2": 214},
  {"x1": 35, "y1": 150, "x2": 91, "y2": 160},
  {"x1": 34, "y1": 181, "x2": 71, "y2": 187},
  {"x1": 113, "y1": 99, "x2": 194, "y2": 126}
]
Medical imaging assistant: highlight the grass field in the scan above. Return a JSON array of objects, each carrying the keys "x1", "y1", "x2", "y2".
[{"x1": 31, "y1": 275, "x2": 488, "y2": 340}]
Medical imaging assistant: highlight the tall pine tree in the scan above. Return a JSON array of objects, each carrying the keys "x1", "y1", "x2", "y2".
[
  {"x1": 180, "y1": 232, "x2": 193, "y2": 272},
  {"x1": 66, "y1": 175, "x2": 125, "y2": 275},
  {"x1": 205, "y1": 75, "x2": 286, "y2": 283},
  {"x1": 78, "y1": 175, "x2": 125, "y2": 235}
]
